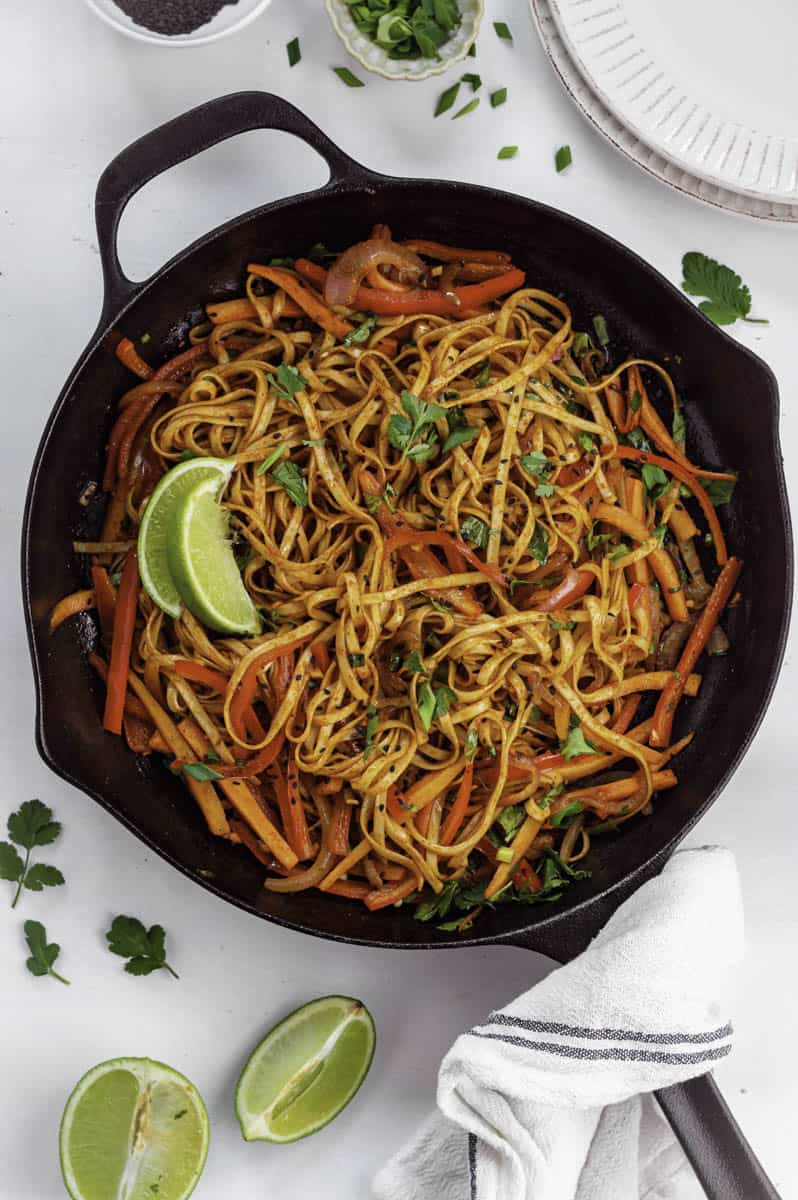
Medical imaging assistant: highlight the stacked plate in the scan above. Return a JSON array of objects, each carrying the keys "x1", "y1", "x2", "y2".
[{"x1": 529, "y1": 0, "x2": 798, "y2": 222}]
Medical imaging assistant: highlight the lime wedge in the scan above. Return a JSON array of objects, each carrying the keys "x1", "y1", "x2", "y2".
[
  {"x1": 59, "y1": 1057, "x2": 209, "y2": 1200},
  {"x1": 137, "y1": 457, "x2": 233, "y2": 618},
  {"x1": 236, "y1": 995, "x2": 376, "y2": 1143},
  {"x1": 167, "y1": 481, "x2": 260, "y2": 636}
]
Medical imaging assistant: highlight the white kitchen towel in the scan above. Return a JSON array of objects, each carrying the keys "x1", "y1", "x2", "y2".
[{"x1": 373, "y1": 846, "x2": 743, "y2": 1200}]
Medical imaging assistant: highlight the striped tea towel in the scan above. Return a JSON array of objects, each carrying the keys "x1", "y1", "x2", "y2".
[{"x1": 373, "y1": 847, "x2": 743, "y2": 1200}]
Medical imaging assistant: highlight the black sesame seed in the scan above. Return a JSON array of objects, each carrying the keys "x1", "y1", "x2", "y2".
[{"x1": 113, "y1": 0, "x2": 241, "y2": 35}]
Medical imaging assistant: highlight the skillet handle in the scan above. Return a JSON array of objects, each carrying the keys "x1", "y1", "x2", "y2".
[
  {"x1": 655, "y1": 1076, "x2": 781, "y2": 1200},
  {"x1": 94, "y1": 90, "x2": 370, "y2": 321}
]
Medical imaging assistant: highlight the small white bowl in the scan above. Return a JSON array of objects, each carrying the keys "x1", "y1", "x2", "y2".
[
  {"x1": 325, "y1": 0, "x2": 483, "y2": 80},
  {"x1": 82, "y1": 0, "x2": 273, "y2": 47}
]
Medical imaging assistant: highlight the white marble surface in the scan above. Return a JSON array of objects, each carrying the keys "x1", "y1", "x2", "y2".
[{"x1": 0, "y1": 2, "x2": 795, "y2": 1197}]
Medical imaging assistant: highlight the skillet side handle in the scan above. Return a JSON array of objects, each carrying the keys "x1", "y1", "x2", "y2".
[
  {"x1": 94, "y1": 90, "x2": 370, "y2": 321},
  {"x1": 656, "y1": 1076, "x2": 781, "y2": 1200}
]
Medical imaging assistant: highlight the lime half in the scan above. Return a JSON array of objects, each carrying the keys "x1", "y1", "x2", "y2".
[
  {"x1": 59, "y1": 1057, "x2": 209, "y2": 1200},
  {"x1": 167, "y1": 480, "x2": 260, "y2": 636},
  {"x1": 138, "y1": 457, "x2": 233, "y2": 618},
  {"x1": 236, "y1": 995, "x2": 376, "y2": 1143}
]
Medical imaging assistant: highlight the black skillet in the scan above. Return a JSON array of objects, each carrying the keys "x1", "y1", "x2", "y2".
[{"x1": 22, "y1": 93, "x2": 791, "y2": 1198}]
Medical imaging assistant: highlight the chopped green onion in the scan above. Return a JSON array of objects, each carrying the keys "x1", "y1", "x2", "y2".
[
  {"x1": 555, "y1": 144, "x2": 572, "y2": 173},
  {"x1": 498, "y1": 145, "x2": 518, "y2": 160},
  {"x1": 435, "y1": 81, "x2": 461, "y2": 117},
  {"x1": 496, "y1": 846, "x2": 514, "y2": 863},
  {"x1": 494, "y1": 21, "x2": 513, "y2": 40},
  {"x1": 467, "y1": 41, "x2": 477, "y2": 56},
  {"x1": 490, "y1": 87, "x2": 508, "y2": 107},
  {"x1": 453, "y1": 96, "x2": 480, "y2": 119},
  {"x1": 333, "y1": 66, "x2": 365, "y2": 88},
  {"x1": 462, "y1": 72, "x2": 482, "y2": 91},
  {"x1": 286, "y1": 37, "x2": 301, "y2": 67},
  {"x1": 592, "y1": 315, "x2": 609, "y2": 346}
]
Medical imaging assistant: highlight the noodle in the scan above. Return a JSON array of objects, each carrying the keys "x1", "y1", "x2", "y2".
[{"x1": 57, "y1": 229, "x2": 740, "y2": 928}]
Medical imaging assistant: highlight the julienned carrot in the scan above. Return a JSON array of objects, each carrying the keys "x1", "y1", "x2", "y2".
[
  {"x1": 173, "y1": 660, "x2": 230, "y2": 693},
  {"x1": 651, "y1": 556, "x2": 742, "y2": 748},
  {"x1": 325, "y1": 879, "x2": 371, "y2": 900},
  {"x1": 400, "y1": 240, "x2": 512, "y2": 265},
  {"x1": 384, "y1": 529, "x2": 507, "y2": 589},
  {"x1": 87, "y1": 652, "x2": 149, "y2": 721},
  {"x1": 246, "y1": 263, "x2": 353, "y2": 339},
  {"x1": 614, "y1": 447, "x2": 729, "y2": 565},
  {"x1": 329, "y1": 795, "x2": 353, "y2": 856},
  {"x1": 613, "y1": 696, "x2": 641, "y2": 736},
  {"x1": 103, "y1": 549, "x2": 139, "y2": 736},
  {"x1": 272, "y1": 748, "x2": 312, "y2": 864},
  {"x1": 295, "y1": 259, "x2": 526, "y2": 317},
  {"x1": 49, "y1": 589, "x2": 95, "y2": 633},
  {"x1": 364, "y1": 874, "x2": 419, "y2": 911},
  {"x1": 439, "y1": 761, "x2": 474, "y2": 846},
  {"x1": 115, "y1": 337, "x2": 153, "y2": 380},
  {"x1": 561, "y1": 769, "x2": 677, "y2": 817},
  {"x1": 310, "y1": 641, "x2": 330, "y2": 672},
  {"x1": 593, "y1": 502, "x2": 689, "y2": 623},
  {"x1": 90, "y1": 566, "x2": 116, "y2": 635},
  {"x1": 206, "y1": 296, "x2": 304, "y2": 324}
]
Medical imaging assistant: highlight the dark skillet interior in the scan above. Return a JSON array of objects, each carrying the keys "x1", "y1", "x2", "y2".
[{"x1": 23, "y1": 176, "x2": 791, "y2": 953}]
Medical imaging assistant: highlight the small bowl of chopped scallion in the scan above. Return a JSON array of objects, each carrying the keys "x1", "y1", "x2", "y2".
[{"x1": 325, "y1": 0, "x2": 483, "y2": 80}]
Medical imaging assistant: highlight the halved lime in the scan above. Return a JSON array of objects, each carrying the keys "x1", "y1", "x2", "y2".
[
  {"x1": 137, "y1": 457, "x2": 233, "y2": 618},
  {"x1": 167, "y1": 481, "x2": 260, "y2": 636},
  {"x1": 59, "y1": 1057, "x2": 209, "y2": 1200},
  {"x1": 236, "y1": 995, "x2": 376, "y2": 1143}
]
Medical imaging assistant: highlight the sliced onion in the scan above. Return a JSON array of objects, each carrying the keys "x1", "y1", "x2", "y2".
[
  {"x1": 324, "y1": 239, "x2": 425, "y2": 307},
  {"x1": 438, "y1": 263, "x2": 462, "y2": 307}
]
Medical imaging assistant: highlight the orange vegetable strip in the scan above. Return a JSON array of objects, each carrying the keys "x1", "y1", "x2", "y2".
[
  {"x1": 439, "y1": 761, "x2": 474, "y2": 846},
  {"x1": 364, "y1": 874, "x2": 419, "y2": 911},
  {"x1": 614, "y1": 446, "x2": 729, "y2": 565},
  {"x1": 512, "y1": 858, "x2": 543, "y2": 892},
  {"x1": 535, "y1": 569, "x2": 594, "y2": 613},
  {"x1": 124, "y1": 670, "x2": 230, "y2": 838},
  {"x1": 247, "y1": 264, "x2": 354, "y2": 339},
  {"x1": 400, "y1": 240, "x2": 512, "y2": 265},
  {"x1": 325, "y1": 879, "x2": 371, "y2": 900},
  {"x1": 403, "y1": 761, "x2": 464, "y2": 816},
  {"x1": 152, "y1": 342, "x2": 210, "y2": 381},
  {"x1": 103, "y1": 404, "x2": 140, "y2": 491},
  {"x1": 310, "y1": 641, "x2": 331, "y2": 672},
  {"x1": 173, "y1": 660, "x2": 231, "y2": 693},
  {"x1": 585, "y1": 671, "x2": 701, "y2": 705},
  {"x1": 91, "y1": 566, "x2": 117, "y2": 635},
  {"x1": 414, "y1": 800, "x2": 435, "y2": 838},
  {"x1": 277, "y1": 752, "x2": 315, "y2": 861},
  {"x1": 564, "y1": 769, "x2": 677, "y2": 809},
  {"x1": 637, "y1": 396, "x2": 734, "y2": 482},
  {"x1": 384, "y1": 529, "x2": 507, "y2": 588},
  {"x1": 206, "y1": 296, "x2": 304, "y2": 323},
  {"x1": 625, "y1": 479, "x2": 651, "y2": 586},
  {"x1": 103, "y1": 550, "x2": 139, "y2": 735},
  {"x1": 651, "y1": 557, "x2": 742, "y2": 748},
  {"x1": 613, "y1": 696, "x2": 641, "y2": 736},
  {"x1": 329, "y1": 795, "x2": 353, "y2": 856},
  {"x1": 295, "y1": 259, "x2": 526, "y2": 317},
  {"x1": 87, "y1": 652, "x2": 149, "y2": 721},
  {"x1": 49, "y1": 589, "x2": 95, "y2": 633},
  {"x1": 593, "y1": 502, "x2": 689, "y2": 622},
  {"x1": 115, "y1": 337, "x2": 153, "y2": 380}
]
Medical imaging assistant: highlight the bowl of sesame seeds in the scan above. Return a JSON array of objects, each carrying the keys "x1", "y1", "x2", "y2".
[{"x1": 82, "y1": 0, "x2": 274, "y2": 46}]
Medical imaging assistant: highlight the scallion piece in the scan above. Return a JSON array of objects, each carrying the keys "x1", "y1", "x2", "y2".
[
  {"x1": 286, "y1": 37, "x2": 301, "y2": 67},
  {"x1": 435, "y1": 81, "x2": 461, "y2": 117},
  {"x1": 333, "y1": 66, "x2": 365, "y2": 88},
  {"x1": 498, "y1": 145, "x2": 518, "y2": 160},
  {"x1": 453, "y1": 96, "x2": 480, "y2": 119},
  {"x1": 494, "y1": 21, "x2": 513, "y2": 41},
  {"x1": 555, "y1": 144, "x2": 573, "y2": 173},
  {"x1": 490, "y1": 87, "x2": 507, "y2": 107}
]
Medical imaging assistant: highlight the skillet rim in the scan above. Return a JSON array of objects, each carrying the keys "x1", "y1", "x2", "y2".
[{"x1": 21, "y1": 162, "x2": 794, "y2": 952}]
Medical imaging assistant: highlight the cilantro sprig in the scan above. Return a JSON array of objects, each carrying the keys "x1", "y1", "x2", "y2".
[
  {"x1": 0, "y1": 800, "x2": 64, "y2": 909},
  {"x1": 105, "y1": 915, "x2": 179, "y2": 979},
  {"x1": 388, "y1": 390, "x2": 447, "y2": 462},
  {"x1": 681, "y1": 252, "x2": 768, "y2": 327},
  {"x1": 24, "y1": 920, "x2": 69, "y2": 985}
]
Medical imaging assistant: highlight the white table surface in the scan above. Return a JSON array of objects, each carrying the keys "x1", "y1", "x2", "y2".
[{"x1": 1, "y1": 3, "x2": 796, "y2": 1197}]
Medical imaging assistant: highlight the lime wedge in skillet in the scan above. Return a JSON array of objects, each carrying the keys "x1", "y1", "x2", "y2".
[
  {"x1": 235, "y1": 995, "x2": 376, "y2": 1143},
  {"x1": 59, "y1": 1057, "x2": 209, "y2": 1200},
  {"x1": 167, "y1": 477, "x2": 261, "y2": 636},
  {"x1": 137, "y1": 456, "x2": 233, "y2": 618}
]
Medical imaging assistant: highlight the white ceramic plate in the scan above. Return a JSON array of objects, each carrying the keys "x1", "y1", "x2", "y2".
[
  {"x1": 546, "y1": 0, "x2": 798, "y2": 204},
  {"x1": 83, "y1": 0, "x2": 273, "y2": 47},
  {"x1": 528, "y1": 0, "x2": 798, "y2": 223}
]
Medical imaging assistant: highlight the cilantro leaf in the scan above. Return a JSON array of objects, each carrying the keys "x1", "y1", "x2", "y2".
[
  {"x1": 464, "y1": 727, "x2": 479, "y2": 760},
  {"x1": 272, "y1": 460, "x2": 308, "y2": 507},
  {"x1": 530, "y1": 524, "x2": 549, "y2": 565},
  {"x1": 3, "y1": 800, "x2": 64, "y2": 908},
  {"x1": 642, "y1": 463, "x2": 669, "y2": 500},
  {"x1": 459, "y1": 515, "x2": 490, "y2": 550},
  {"x1": 402, "y1": 650, "x2": 427, "y2": 676},
  {"x1": 672, "y1": 404, "x2": 686, "y2": 446},
  {"x1": 267, "y1": 363, "x2": 304, "y2": 399},
  {"x1": 520, "y1": 451, "x2": 551, "y2": 478},
  {"x1": 548, "y1": 615, "x2": 575, "y2": 631},
  {"x1": 344, "y1": 316, "x2": 378, "y2": 346},
  {"x1": 24, "y1": 919, "x2": 70, "y2": 984},
  {"x1": 389, "y1": 390, "x2": 447, "y2": 462},
  {"x1": 560, "y1": 721, "x2": 596, "y2": 759},
  {"x1": 703, "y1": 477, "x2": 737, "y2": 507},
  {"x1": 578, "y1": 433, "x2": 596, "y2": 454},
  {"x1": 106, "y1": 915, "x2": 179, "y2": 979},
  {"x1": 621, "y1": 427, "x2": 653, "y2": 452},
  {"x1": 495, "y1": 805, "x2": 526, "y2": 842},
  {"x1": 535, "y1": 483, "x2": 555, "y2": 498},
  {"x1": 442, "y1": 425, "x2": 478, "y2": 455},
  {"x1": 681, "y1": 252, "x2": 768, "y2": 327},
  {"x1": 550, "y1": 800, "x2": 584, "y2": 828}
]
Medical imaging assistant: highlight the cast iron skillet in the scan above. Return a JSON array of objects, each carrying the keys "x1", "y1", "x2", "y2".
[{"x1": 22, "y1": 93, "x2": 791, "y2": 1198}]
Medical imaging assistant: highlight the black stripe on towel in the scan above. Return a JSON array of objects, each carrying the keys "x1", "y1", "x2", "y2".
[
  {"x1": 468, "y1": 1132, "x2": 478, "y2": 1200},
  {"x1": 470, "y1": 1030, "x2": 732, "y2": 1065},
  {"x1": 483, "y1": 1014, "x2": 733, "y2": 1046}
]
